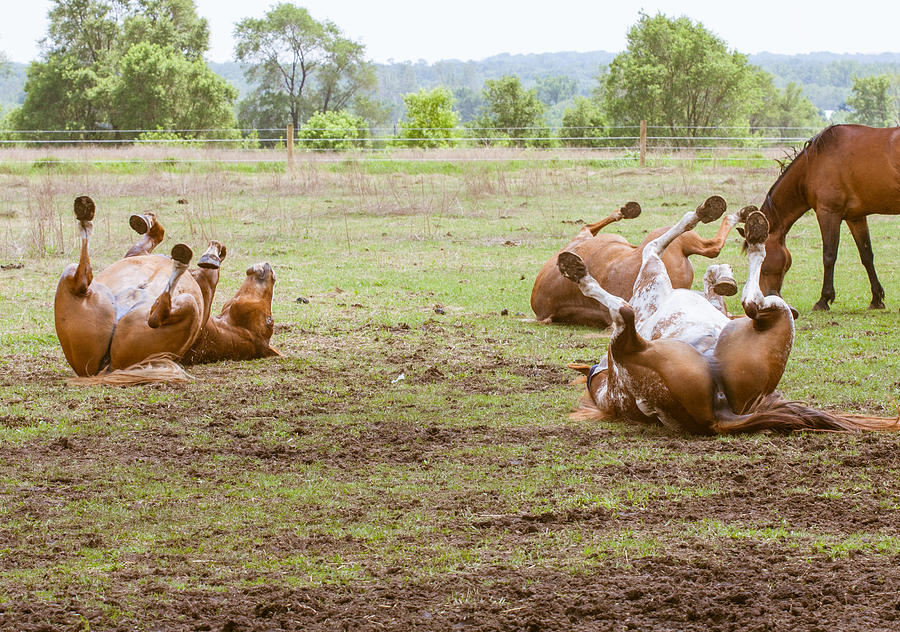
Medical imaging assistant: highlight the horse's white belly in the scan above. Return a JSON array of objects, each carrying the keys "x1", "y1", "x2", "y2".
[{"x1": 636, "y1": 289, "x2": 728, "y2": 354}]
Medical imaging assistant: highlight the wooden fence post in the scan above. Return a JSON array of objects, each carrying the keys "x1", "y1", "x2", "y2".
[
  {"x1": 286, "y1": 124, "x2": 294, "y2": 170},
  {"x1": 639, "y1": 120, "x2": 647, "y2": 167}
]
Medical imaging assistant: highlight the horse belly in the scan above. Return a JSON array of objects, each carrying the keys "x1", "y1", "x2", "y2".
[
  {"x1": 108, "y1": 298, "x2": 202, "y2": 369},
  {"x1": 636, "y1": 290, "x2": 728, "y2": 350}
]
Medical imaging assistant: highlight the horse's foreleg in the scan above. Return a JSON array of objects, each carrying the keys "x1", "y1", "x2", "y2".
[
  {"x1": 846, "y1": 218, "x2": 885, "y2": 309},
  {"x1": 813, "y1": 211, "x2": 842, "y2": 310},
  {"x1": 125, "y1": 212, "x2": 165, "y2": 258},
  {"x1": 741, "y1": 212, "x2": 792, "y2": 316},
  {"x1": 680, "y1": 205, "x2": 755, "y2": 258},
  {"x1": 703, "y1": 264, "x2": 735, "y2": 315},
  {"x1": 148, "y1": 245, "x2": 193, "y2": 329},
  {"x1": 191, "y1": 241, "x2": 226, "y2": 326}
]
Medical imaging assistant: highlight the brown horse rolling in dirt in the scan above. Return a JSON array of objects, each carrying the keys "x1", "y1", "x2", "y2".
[
  {"x1": 54, "y1": 196, "x2": 278, "y2": 382},
  {"x1": 757, "y1": 124, "x2": 900, "y2": 310},
  {"x1": 559, "y1": 201, "x2": 897, "y2": 434},
  {"x1": 532, "y1": 197, "x2": 744, "y2": 327}
]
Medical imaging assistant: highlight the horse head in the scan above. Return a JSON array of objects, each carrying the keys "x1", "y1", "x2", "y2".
[{"x1": 186, "y1": 262, "x2": 280, "y2": 363}]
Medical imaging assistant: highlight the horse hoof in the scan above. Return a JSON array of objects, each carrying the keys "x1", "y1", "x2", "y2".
[
  {"x1": 620, "y1": 201, "x2": 641, "y2": 219},
  {"x1": 713, "y1": 278, "x2": 738, "y2": 297},
  {"x1": 737, "y1": 205, "x2": 759, "y2": 222},
  {"x1": 696, "y1": 195, "x2": 727, "y2": 223},
  {"x1": 558, "y1": 251, "x2": 588, "y2": 283},
  {"x1": 129, "y1": 213, "x2": 155, "y2": 235},
  {"x1": 74, "y1": 196, "x2": 95, "y2": 222},
  {"x1": 811, "y1": 301, "x2": 830, "y2": 311},
  {"x1": 197, "y1": 241, "x2": 225, "y2": 269},
  {"x1": 743, "y1": 211, "x2": 769, "y2": 245},
  {"x1": 170, "y1": 243, "x2": 193, "y2": 266},
  {"x1": 869, "y1": 301, "x2": 886, "y2": 310}
]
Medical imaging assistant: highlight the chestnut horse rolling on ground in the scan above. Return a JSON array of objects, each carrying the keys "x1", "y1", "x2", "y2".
[
  {"x1": 54, "y1": 196, "x2": 278, "y2": 383},
  {"x1": 532, "y1": 196, "x2": 744, "y2": 328},
  {"x1": 757, "y1": 124, "x2": 900, "y2": 310},
  {"x1": 559, "y1": 202, "x2": 898, "y2": 434}
]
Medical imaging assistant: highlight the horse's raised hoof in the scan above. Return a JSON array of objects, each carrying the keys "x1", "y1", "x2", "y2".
[
  {"x1": 197, "y1": 241, "x2": 226, "y2": 270},
  {"x1": 74, "y1": 196, "x2": 95, "y2": 223},
  {"x1": 696, "y1": 195, "x2": 727, "y2": 223},
  {"x1": 743, "y1": 211, "x2": 769, "y2": 245},
  {"x1": 557, "y1": 251, "x2": 588, "y2": 283},
  {"x1": 737, "y1": 205, "x2": 759, "y2": 223},
  {"x1": 620, "y1": 201, "x2": 641, "y2": 219},
  {"x1": 129, "y1": 212, "x2": 155, "y2": 235},
  {"x1": 170, "y1": 243, "x2": 193, "y2": 266}
]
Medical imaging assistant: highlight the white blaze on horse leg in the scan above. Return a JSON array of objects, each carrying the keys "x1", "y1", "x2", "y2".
[
  {"x1": 742, "y1": 242, "x2": 783, "y2": 311},
  {"x1": 576, "y1": 275, "x2": 631, "y2": 335},
  {"x1": 644, "y1": 210, "x2": 701, "y2": 259}
]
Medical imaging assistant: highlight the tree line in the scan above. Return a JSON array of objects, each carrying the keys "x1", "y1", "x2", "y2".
[{"x1": 1, "y1": 2, "x2": 898, "y2": 146}]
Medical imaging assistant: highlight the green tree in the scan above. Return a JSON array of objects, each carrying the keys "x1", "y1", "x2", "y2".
[
  {"x1": 399, "y1": 87, "x2": 458, "y2": 148},
  {"x1": 846, "y1": 73, "x2": 899, "y2": 126},
  {"x1": 14, "y1": 0, "x2": 236, "y2": 136},
  {"x1": 601, "y1": 13, "x2": 761, "y2": 139},
  {"x1": 749, "y1": 75, "x2": 824, "y2": 130},
  {"x1": 535, "y1": 74, "x2": 577, "y2": 106},
  {"x1": 298, "y1": 109, "x2": 367, "y2": 150},
  {"x1": 112, "y1": 42, "x2": 237, "y2": 131},
  {"x1": 473, "y1": 75, "x2": 546, "y2": 146},
  {"x1": 559, "y1": 96, "x2": 607, "y2": 147},
  {"x1": 234, "y1": 3, "x2": 375, "y2": 130}
]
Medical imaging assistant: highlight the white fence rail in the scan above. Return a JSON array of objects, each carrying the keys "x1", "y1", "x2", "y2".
[{"x1": 0, "y1": 124, "x2": 825, "y2": 166}]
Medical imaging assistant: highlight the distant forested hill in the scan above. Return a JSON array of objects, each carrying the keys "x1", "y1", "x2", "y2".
[{"x1": 4, "y1": 52, "x2": 900, "y2": 123}]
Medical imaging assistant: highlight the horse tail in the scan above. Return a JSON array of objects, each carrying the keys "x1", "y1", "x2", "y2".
[
  {"x1": 66, "y1": 353, "x2": 194, "y2": 386},
  {"x1": 712, "y1": 394, "x2": 900, "y2": 434}
]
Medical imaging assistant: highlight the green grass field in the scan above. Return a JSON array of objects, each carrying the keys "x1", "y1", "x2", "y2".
[{"x1": 1, "y1": 159, "x2": 899, "y2": 629}]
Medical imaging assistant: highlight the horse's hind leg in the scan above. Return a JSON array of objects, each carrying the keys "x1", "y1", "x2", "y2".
[
  {"x1": 583, "y1": 202, "x2": 641, "y2": 236},
  {"x1": 703, "y1": 264, "x2": 736, "y2": 315},
  {"x1": 125, "y1": 212, "x2": 165, "y2": 257},
  {"x1": 147, "y1": 244, "x2": 194, "y2": 328},
  {"x1": 191, "y1": 241, "x2": 227, "y2": 325},
  {"x1": 846, "y1": 218, "x2": 885, "y2": 309}
]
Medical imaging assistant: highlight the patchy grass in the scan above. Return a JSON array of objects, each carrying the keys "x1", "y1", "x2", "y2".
[{"x1": 1, "y1": 160, "x2": 899, "y2": 630}]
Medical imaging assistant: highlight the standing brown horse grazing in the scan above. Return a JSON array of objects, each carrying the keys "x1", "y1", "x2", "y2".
[
  {"x1": 559, "y1": 203, "x2": 898, "y2": 434},
  {"x1": 531, "y1": 197, "x2": 745, "y2": 327},
  {"x1": 757, "y1": 124, "x2": 900, "y2": 310},
  {"x1": 54, "y1": 196, "x2": 278, "y2": 383}
]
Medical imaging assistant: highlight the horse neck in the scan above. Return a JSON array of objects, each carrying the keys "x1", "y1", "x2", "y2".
[{"x1": 762, "y1": 160, "x2": 811, "y2": 240}]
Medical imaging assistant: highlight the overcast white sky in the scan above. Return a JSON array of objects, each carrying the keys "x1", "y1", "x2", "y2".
[{"x1": 3, "y1": 0, "x2": 899, "y2": 64}]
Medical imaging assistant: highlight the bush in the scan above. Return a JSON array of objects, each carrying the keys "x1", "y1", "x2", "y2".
[{"x1": 298, "y1": 111, "x2": 368, "y2": 151}]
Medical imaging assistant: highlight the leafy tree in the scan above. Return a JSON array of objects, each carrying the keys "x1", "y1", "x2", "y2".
[
  {"x1": 298, "y1": 109, "x2": 367, "y2": 150},
  {"x1": 112, "y1": 42, "x2": 237, "y2": 131},
  {"x1": 846, "y1": 73, "x2": 899, "y2": 126},
  {"x1": 473, "y1": 75, "x2": 546, "y2": 146},
  {"x1": 14, "y1": 0, "x2": 236, "y2": 136},
  {"x1": 399, "y1": 87, "x2": 458, "y2": 148},
  {"x1": 451, "y1": 86, "x2": 482, "y2": 122},
  {"x1": 601, "y1": 13, "x2": 761, "y2": 138},
  {"x1": 559, "y1": 97, "x2": 607, "y2": 147},
  {"x1": 234, "y1": 3, "x2": 376, "y2": 130},
  {"x1": 749, "y1": 75, "x2": 824, "y2": 130},
  {"x1": 535, "y1": 74, "x2": 577, "y2": 106}
]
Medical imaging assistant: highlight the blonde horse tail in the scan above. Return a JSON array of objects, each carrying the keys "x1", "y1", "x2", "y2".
[
  {"x1": 713, "y1": 394, "x2": 900, "y2": 434},
  {"x1": 67, "y1": 353, "x2": 194, "y2": 386}
]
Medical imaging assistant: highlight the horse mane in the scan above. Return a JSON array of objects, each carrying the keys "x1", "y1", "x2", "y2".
[
  {"x1": 767, "y1": 124, "x2": 841, "y2": 196},
  {"x1": 66, "y1": 353, "x2": 194, "y2": 386}
]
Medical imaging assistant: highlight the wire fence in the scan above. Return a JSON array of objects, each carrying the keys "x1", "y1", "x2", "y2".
[{"x1": 0, "y1": 124, "x2": 825, "y2": 166}]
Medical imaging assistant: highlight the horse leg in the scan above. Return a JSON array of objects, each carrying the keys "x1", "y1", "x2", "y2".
[
  {"x1": 191, "y1": 241, "x2": 226, "y2": 325},
  {"x1": 677, "y1": 204, "x2": 755, "y2": 259},
  {"x1": 65, "y1": 196, "x2": 96, "y2": 295},
  {"x1": 147, "y1": 244, "x2": 194, "y2": 329},
  {"x1": 584, "y1": 201, "x2": 641, "y2": 235},
  {"x1": 715, "y1": 212, "x2": 795, "y2": 413},
  {"x1": 125, "y1": 212, "x2": 165, "y2": 257},
  {"x1": 845, "y1": 218, "x2": 885, "y2": 309},
  {"x1": 631, "y1": 196, "x2": 727, "y2": 316},
  {"x1": 702, "y1": 264, "x2": 735, "y2": 315},
  {"x1": 813, "y1": 211, "x2": 842, "y2": 310}
]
